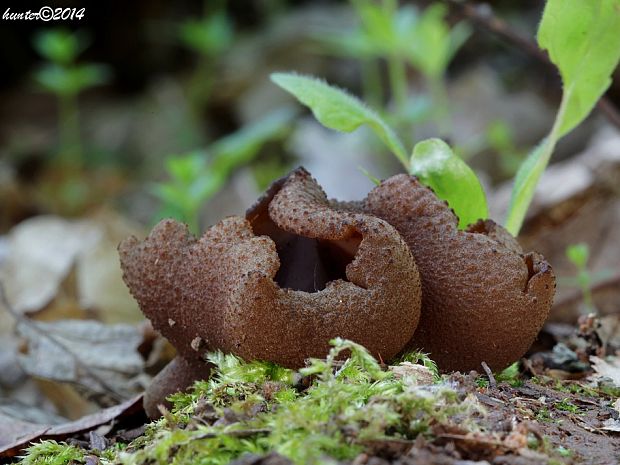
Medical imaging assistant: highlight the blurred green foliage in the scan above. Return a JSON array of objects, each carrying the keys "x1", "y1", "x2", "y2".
[
  {"x1": 179, "y1": 10, "x2": 233, "y2": 57},
  {"x1": 319, "y1": 1, "x2": 470, "y2": 136},
  {"x1": 272, "y1": 72, "x2": 488, "y2": 229},
  {"x1": 153, "y1": 108, "x2": 296, "y2": 234},
  {"x1": 485, "y1": 121, "x2": 526, "y2": 177},
  {"x1": 33, "y1": 29, "x2": 110, "y2": 168},
  {"x1": 505, "y1": 0, "x2": 620, "y2": 235},
  {"x1": 178, "y1": 2, "x2": 233, "y2": 116},
  {"x1": 565, "y1": 243, "x2": 595, "y2": 314}
]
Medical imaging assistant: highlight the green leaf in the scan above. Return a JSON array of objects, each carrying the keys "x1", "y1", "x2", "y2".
[
  {"x1": 504, "y1": 139, "x2": 548, "y2": 235},
  {"x1": 538, "y1": 0, "x2": 620, "y2": 136},
  {"x1": 506, "y1": 0, "x2": 620, "y2": 236},
  {"x1": 210, "y1": 107, "x2": 295, "y2": 174},
  {"x1": 409, "y1": 5, "x2": 470, "y2": 79},
  {"x1": 34, "y1": 63, "x2": 110, "y2": 96},
  {"x1": 271, "y1": 72, "x2": 408, "y2": 167},
  {"x1": 179, "y1": 11, "x2": 233, "y2": 57},
  {"x1": 566, "y1": 243, "x2": 589, "y2": 269},
  {"x1": 410, "y1": 138, "x2": 488, "y2": 229},
  {"x1": 33, "y1": 29, "x2": 86, "y2": 64},
  {"x1": 358, "y1": 166, "x2": 381, "y2": 185}
]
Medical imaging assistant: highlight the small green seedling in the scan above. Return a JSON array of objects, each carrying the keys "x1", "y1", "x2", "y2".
[
  {"x1": 32, "y1": 29, "x2": 110, "y2": 169},
  {"x1": 562, "y1": 242, "x2": 617, "y2": 316},
  {"x1": 153, "y1": 108, "x2": 295, "y2": 234},
  {"x1": 178, "y1": 4, "x2": 233, "y2": 114},
  {"x1": 562, "y1": 242, "x2": 614, "y2": 314},
  {"x1": 318, "y1": 1, "x2": 469, "y2": 133},
  {"x1": 565, "y1": 243, "x2": 595, "y2": 313},
  {"x1": 407, "y1": 4, "x2": 470, "y2": 133},
  {"x1": 276, "y1": 0, "x2": 620, "y2": 235},
  {"x1": 495, "y1": 361, "x2": 523, "y2": 387},
  {"x1": 554, "y1": 398, "x2": 582, "y2": 414},
  {"x1": 505, "y1": 0, "x2": 620, "y2": 235},
  {"x1": 485, "y1": 121, "x2": 527, "y2": 177},
  {"x1": 271, "y1": 72, "x2": 488, "y2": 229}
]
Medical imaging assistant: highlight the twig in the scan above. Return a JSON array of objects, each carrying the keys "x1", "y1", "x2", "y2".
[
  {"x1": 0, "y1": 282, "x2": 124, "y2": 402},
  {"x1": 440, "y1": 0, "x2": 620, "y2": 132},
  {"x1": 481, "y1": 361, "x2": 497, "y2": 389},
  {"x1": 437, "y1": 433, "x2": 505, "y2": 447}
]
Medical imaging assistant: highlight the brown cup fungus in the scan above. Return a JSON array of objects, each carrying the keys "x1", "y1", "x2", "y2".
[
  {"x1": 119, "y1": 168, "x2": 422, "y2": 417},
  {"x1": 363, "y1": 174, "x2": 556, "y2": 372}
]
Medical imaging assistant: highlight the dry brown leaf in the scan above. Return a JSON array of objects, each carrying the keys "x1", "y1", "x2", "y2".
[
  {"x1": 16, "y1": 319, "x2": 149, "y2": 403},
  {"x1": 0, "y1": 212, "x2": 142, "y2": 324},
  {"x1": 389, "y1": 362, "x2": 435, "y2": 385},
  {"x1": 590, "y1": 355, "x2": 620, "y2": 387},
  {"x1": 0, "y1": 394, "x2": 142, "y2": 458}
]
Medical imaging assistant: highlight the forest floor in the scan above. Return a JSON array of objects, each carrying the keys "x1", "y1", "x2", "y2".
[{"x1": 2, "y1": 315, "x2": 619, "y2": 465}]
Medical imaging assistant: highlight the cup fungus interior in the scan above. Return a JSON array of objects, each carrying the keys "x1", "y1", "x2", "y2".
[{"x1": 249, "y1": 202, "x2": 362, "y2": 292}]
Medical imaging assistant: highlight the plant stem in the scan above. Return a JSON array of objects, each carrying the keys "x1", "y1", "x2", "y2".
[
  {"x1": 429, "y1": 76, "x2": 451, "y2": 137},
  {"x1": 189, "y1": 56, "x2": 214, "y2": 117},
  {"x1": 186, "y1": 208, "x2": 200, "y2": 236},
  {"x1": 578, "y1": 270, "x2": 595, "y2": 314},
  {"x1": 58, "y1": 92, "x2": 81, "y2": 169},
  {"x1": 505, "y1": 87, "x2": 570, "y2": 235},
  {"x1": 388, "y1": 55, "x2": 408, "y2": 115},
  {"x1": 361, "y1": 59, "x2": 383, "y2": 109}
]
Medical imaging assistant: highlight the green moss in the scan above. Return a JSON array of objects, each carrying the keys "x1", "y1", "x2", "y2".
[
  {"x1": 495, "y1": 362, "x2": 524, "y2": 387},
  {"x1": 18, "y1": 340, "x2": 482, "y2": 465},
  {"x1": 556, "y1": 445, "x2": 572, "y2": 457},
  {"x1": 554, "y1": 398, "x2": 581, "y2": 414},
  {"x1": 396, "y1": 350, "x2": 440, "y2": 381},
  {"x1": 535, "y1": 407, "x2": 553, "y2": 422},
  {"x1": 20, "y1": 441, "x2": 85, "y2": 465}
]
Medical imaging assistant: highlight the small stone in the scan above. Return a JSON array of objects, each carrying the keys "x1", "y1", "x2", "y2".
[{"x1": 190, "y1": 337, "x2": 202, "y2": 352}]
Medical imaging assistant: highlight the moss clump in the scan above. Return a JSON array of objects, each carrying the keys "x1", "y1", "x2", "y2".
[
  {"x1": 20, "y1": 441, "x2": 85, "y2": 465},
  {"x1": 20, "y1": 339, "x2": 481, "y2": 465}
]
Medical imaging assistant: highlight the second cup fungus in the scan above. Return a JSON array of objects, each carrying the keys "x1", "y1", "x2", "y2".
[{"x1": 364, "y1": 174, "x2": 556, "y2": 372}]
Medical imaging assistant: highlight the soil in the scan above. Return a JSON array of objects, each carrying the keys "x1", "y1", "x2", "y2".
[
  {"x1": 224, "y1": 377, "x2": 620, "y2": 465},
  {"x1": 47, "y1": 371, "x2": 616, "y2": 465}
]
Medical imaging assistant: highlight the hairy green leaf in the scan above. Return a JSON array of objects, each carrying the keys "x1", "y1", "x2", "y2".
[
  {"x1": 506, "y1": 0, "x2": 620, "y2": 235},
  {"x1": 271, "y1": 72, "x2": 408, "y2": 167},
  {"x1": 538, "y1": 0, "x2": 620, "y2": 136},
  {"x1": 410, "y1": 138, "x2": 488, "y2": 229}
]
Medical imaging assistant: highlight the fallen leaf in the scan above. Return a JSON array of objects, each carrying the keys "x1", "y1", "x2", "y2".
[
  {"x1": 0, "y1": 213, "x2": 142, "y2": 323},
  {"x1": 0, "y1": 216, "x2": 100, "y2": 314},
  {"x1": 16, "y1": 319, "x2": 149, "y2": 403},
  {"x1": 602, "y1": 418, "x2": 620, "y2": 433},
  {"x1": 389, "y1": 362, "x2": 435, "y2": 385},
  {"x1": 590, "y1": 355, "x2": 620, "y2": 387},
  {"x1": 0, "y1": 394, "x2": 143, "y2": 458}
]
